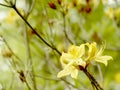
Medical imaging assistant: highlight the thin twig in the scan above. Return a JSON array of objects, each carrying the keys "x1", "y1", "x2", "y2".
[
  {"x1": 0, "y1": 35, "x2": 32, "y2": 90},
  {"x1": 44, "y1": 6, "x2": 54, "y2": 45},
  {"x1": 60, "y1": 5, "x2": 74, "y2": 44},
  {"x1": 0, "y1": 3, "x2": 12, "y2": 8},
  {"x1": 12, "y1": 5, "x2": 61, "y2": 55},
  {"x1": 2, "y1": 36, "x2": 24, "y2": 65},
  {"x1": 25, "y1": 80, "x2": 32, "y2": 90},
  {"x1": 97, "y1": 65, "x2": 104, "y2": 88},
  {"x1": 61, "y1": 78, "x2": 88, "y2": 90},
  {"x1": 0, "y1": 2, "x2": 61, "y2": 55},
  {"x1": 23, "y1": 16, "x2": 37, "y2": 90},
  {"x1": 3, "y1": 37, "x2": 32, "y2": 90},
  {"x1": 63, "y1": 12, "x2": 73, "y2": 44},
  {"x1": 35, "y1": 75, "x2": 59, "y2": 81}
]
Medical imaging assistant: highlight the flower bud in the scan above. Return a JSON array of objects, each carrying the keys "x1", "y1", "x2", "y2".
[
  {"x1": 48, "y1": 2, "x2": 56, "y2": 9},
  {"x1": 57, "y1": 0, "x2": 62, "y2": 5}
]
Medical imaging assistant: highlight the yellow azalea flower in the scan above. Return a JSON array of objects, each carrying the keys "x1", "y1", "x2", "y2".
[
  {"x1": 75, "y1": 0, "x2": 86, "y2": 5},
  {"x1": 105, "y1": 7, "x2": 114, "y2": 19},
  {"x1": 86, "y1": 42, "x2": 97, "y2": 60},
  {"x1": 57, "y1": 42, "x2": 113, "y2": 79},
  {"x1": 61, "y1": 0, "x2": 72, "y2": 8},
  {"x1": 86, "y1": 42, "x2": 113, "y2": 66},
  {"x1": 57, "y1": 44, "x2": 86, "y2": 79},
  {"x1": 93, "y1": 0, "x2": 99, "y2": 8},
  {"x1": 5, "y1": 9, "x2": 24, "y2": 24},
  {"x1": 5, "y1": 10, "x2": 18, "y2": 24},
  {"x1": 114, "y1": 7, "x2": 120, "y2": 18},
  {"x1": 115, "y1": 72, "x2": 120, "y2": 83}
]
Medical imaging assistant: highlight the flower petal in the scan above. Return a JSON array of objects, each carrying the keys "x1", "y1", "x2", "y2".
[
  {"x1": 78, "y1": 44, "x2": 85, "y2": 57},
  {"x1": 94, "y1": 56, "x2": 113, "y2": 66},
  {"x1": 71, "y1": 67, "x2": 78, "y2": 79},
  {"x1": 57, "y1": 68, "x2": 71, "y2": 78},
  {"x1": 68, "y1": 44, "x2": 85, "y2": 58},
  {"x1": 60, "y1": 52, "x2": 73, "y2": 67},
  {"x1": 96, "y1": 44, "x2": 105, "y2": 56},
  {"x1": 75, "y1": 58, "x2": 86, "y2": 67},
  {"x1": 87, "y1": 42, "x2": 97, "y2": 60}
]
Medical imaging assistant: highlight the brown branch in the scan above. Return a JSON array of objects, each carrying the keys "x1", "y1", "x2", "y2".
[
  {"x1": 12, "y1": 5, "x2": 61, "y2": 55},
  {"x1": 0, "y1": 3, "x2": 12, "y2": 8},
  {"x1": 81, "y1": 67, "x2": 103, "y2": 90},
  {"x1": 0, "y1": 2, "x2": 61, "y2": 55},
  {"x1": 23, "y1": 22, "x2": 37, "y2": 90}
]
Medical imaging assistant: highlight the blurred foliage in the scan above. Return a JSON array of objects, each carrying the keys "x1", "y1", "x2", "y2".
[{"x1": 0, "y1": 0, "x2": 120, "y2": 90}]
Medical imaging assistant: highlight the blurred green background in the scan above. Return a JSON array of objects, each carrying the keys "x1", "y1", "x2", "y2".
[{"x1": 0, "y1": 0, "x2": 120, "y2": 90}]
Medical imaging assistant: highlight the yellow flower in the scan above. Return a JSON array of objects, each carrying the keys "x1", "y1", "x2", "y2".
[
  {"x1": 57, "y1": 42, "x2": 113, "y2": 79},
  {"x1": 5, "y1": 9, "x2": 24, "y2": 24},
  {"x1": 105, "y1": 7, "x2": 114, "y2": 19},
  {"x1": 5, "y1": 10, "x2": 18, "y2": 24},
  {"x1": 75, "y1": 0, "x2": 86, "y2": 5},
  {"x1": 86, "y1": 42, "x2": 113, "y2": 66},
  {"x1": 114, "y1": 7, "x2": 120, "y2": 18},
  {"x1": 115, "y1": 72, "x2": 120, "y2": 83},
  {"x1": 57, "y1": 44, "x2": 86, "y2": 79}
]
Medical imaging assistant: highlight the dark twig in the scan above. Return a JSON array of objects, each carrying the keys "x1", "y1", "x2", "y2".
[
  {"x1": 0, "y1": 2, "x2": 61, "y2": 55},
  {"x1": 82, "y1": 68, "x2": 103, "y2": 90},
  {"x1": 12, "y1": 5, "x2": 61, "y2": 55},
  {"x1": 0, "y1": 3, "x2": 12, "y2": 8}
]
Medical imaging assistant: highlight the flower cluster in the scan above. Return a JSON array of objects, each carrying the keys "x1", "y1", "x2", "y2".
[{"x1": 57, "y1": 42, "x2": 113, "y2": 79}]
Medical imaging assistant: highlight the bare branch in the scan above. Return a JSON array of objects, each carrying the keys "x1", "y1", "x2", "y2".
[
  {"x1": 23, "y1": 20, "x2": 37, "y2": 90},
  {"x1": 0, "y1": 2, "x2": 61, "y2": 55},
  {"x1": 12, "y1": 5, "x2": 61, "y2": 55},
  {"x1": 0, "y1": 3, "x2": 12, "y2": 8}
]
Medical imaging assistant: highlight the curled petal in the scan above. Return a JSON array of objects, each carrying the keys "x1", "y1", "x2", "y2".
[
  {"x1": 60, "y1": 52, "x2": 73, "y2": 67},
  {"x1": 57, "y1": 66, "x2": 78, "y2": 79},
  {"x1": 94, "y1": 56, "x2": 113, "y2": 66},
  {"x1": 75, "y1": 58, "x2": 86, "y2": 67},
  {"x1": 86, "y1": 42, "x2": 97, "y2": 59},
  {"x1": 57, "y1": 68, "x2": 71, "y2": 78},
  {"x1": 68, "y1": 44, "x2": 85, "y2": 58},
  {"x1": 71, "y1": 67, "x2": 78, "y2": 79},
  {"x1": 96, "y1": 44, "x2": 105, "y2": 56}
]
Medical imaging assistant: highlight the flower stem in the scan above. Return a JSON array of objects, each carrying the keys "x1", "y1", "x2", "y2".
[{"x1": 82, "y1": 67, "x2": 103, "y2": 90}]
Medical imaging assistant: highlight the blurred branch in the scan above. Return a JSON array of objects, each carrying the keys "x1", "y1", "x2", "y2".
[
  {"x1": 18, "y1": 70, "x2": 32, "y2": 90},
  {"x1": 97, "y1": 64, "x2": 104, "y2": 88},
  {"x1": 0, "y1": 3, "x2": 12, "y2": 8},
  {"x1": 61, "y1": 78, "x2": 89, "y2": 90},
  {"x1": 0, "y1": 2, "x2": 61, "y2": 55},
  {"x1": 1, "y1": 36, "x2": 24, "y2": 65},
  {"x1": 25, "y1": 80, "x2": 32, "y2": 90},
  {"x1": 106, "y1": 47, "x2": 120, "y2": 52},
  {"x1": 1, "y1": 36, "x2": 32, "y2": 90},
  {"x1": 23, "y1": 21, "x2": 37, "y2": 90},
  {"x1": 60, "y1": 5, "x2": 74, "y2": 44},
  {"x1": 82, "y1": 67, "x2": 103, "y2": 90},
  {"x1": 13, "y1": 5, "x2": 61, "y2": 55},
  {"x1": 63, "y1": 12, "x2": 74, "y2": 44},
  {"x1": 35, "y1": 74, "x2": 88, "y2": 90},
  {"x1": 24, "y1": 0, "x2": 36, "y2": 18},
  {"x1": 35, "y1": 74, "x2": 59, "y2": 81},
  {"x1": 44, "y1": 6, "x2": 55, "y2": 43}
]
